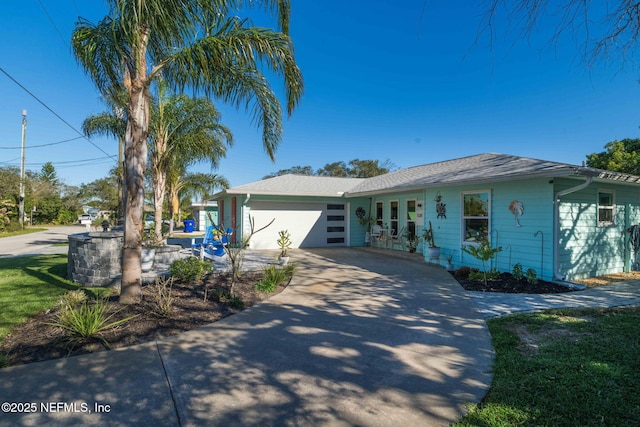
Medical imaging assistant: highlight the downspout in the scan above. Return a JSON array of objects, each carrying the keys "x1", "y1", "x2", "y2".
[
  {"x1": 242, "y1": 193, "x2": 251, "y2": 243},
  {"x1": 553, "y1": 177, "x2": 593, "y2": 281}
]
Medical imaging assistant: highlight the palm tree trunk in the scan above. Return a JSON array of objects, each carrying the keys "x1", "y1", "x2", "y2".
[
  {"x1": 167, "y1": 188, "x2": 177, "y2": 235},
  {"x1": 121, "y1": 82, "x2": 149, "y2": 305},
  {"x1": 153, "y1": 171, "x2": 166, "y2": 243}
]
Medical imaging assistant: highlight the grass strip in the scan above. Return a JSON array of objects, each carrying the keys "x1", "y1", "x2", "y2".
[
  {"x1": 455, "y1": 306, "x2": 640, "y2": 426},
  {"x1": 0, "y1": 227, "x2": 47, "y2": 238},
  {"x1": 0, "y1": 254, "x2": 80, "y2": 341}
]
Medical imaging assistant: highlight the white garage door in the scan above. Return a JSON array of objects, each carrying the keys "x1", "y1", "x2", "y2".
[{"x1": 249, "y1": 201, "x2": 347, "y2": 249}]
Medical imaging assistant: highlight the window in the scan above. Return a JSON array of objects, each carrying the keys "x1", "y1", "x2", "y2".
[
  {"x1": 376, "y1": 201, "x2": 383, "y2": 226},
  {"x1": 406, "y1": 200, "x2": 416, "y2": 239},
  {"x1": 462, "y1": 191, "x2": 490, "y2": 244},
  {"x1": 390, "y1": 201, "x2": 399, "y2": 234},
  {"x1": 598, "y1": 190, "x2": 615, "y2": 226}
]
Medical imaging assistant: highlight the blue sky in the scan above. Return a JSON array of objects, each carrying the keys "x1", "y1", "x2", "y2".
[{"x1": 1, "y1": 1, "x2": 639, "y2": 190}]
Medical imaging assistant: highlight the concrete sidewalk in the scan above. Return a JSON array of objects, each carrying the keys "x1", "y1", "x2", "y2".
[
  {"x1": 0, "y1": 248, "x2": 494, "y2": 427},
  {"x1": 468, "y1": 280, "x2": 640, "y2": 318}
]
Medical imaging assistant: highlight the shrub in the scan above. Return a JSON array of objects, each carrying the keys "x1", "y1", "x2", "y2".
[
  {"x1": 462, "y1": 239, "x2": 503, "y2": 286},
  {"x1": 468, "y1": 271, "x2": 485, "y2": 282},
  {"x1": 455, "y1": 266, "x2": 473, "y2": 278},
  {"x1": 525, "y1": 268, "x2": 538, "y2": 285},
  {"x1": 169, "y1": 257, "x2": 213, "y2": 283},
  {"x1": 255, "y1": 263, "x2": 296, "y2": 293},
  {"x1": 58, "y1": 290, "x2": 88, "y2": 310},
  {"x1": 512, "y1": 263, "x2": 524, "y2": 281},
  {"x1": 148, "y1": 277, "x2": 175, "y2": 317},
  {"x1": 469, "y1": 269, "x2": 499, "y2": 282},
  {"x1": 228, "y1": 296, "x2": 244, "y2": 308},
  {"x1": 48, "y1": 298, "x2": 137, "y2": 348}
]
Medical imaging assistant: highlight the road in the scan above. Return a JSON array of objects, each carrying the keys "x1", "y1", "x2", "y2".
[{"x1": 0, "y1": 225, "x2": 87, "y2": 258}]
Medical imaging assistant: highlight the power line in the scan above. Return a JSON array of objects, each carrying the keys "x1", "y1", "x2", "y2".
[
  {"x1": 0, "y1": 66, "x2": 117, "y2": 161},
  {"x1": 36, "y1": 0, "x2": 68, "y2": 50},
  {"x1": 1, "y1": 156, "x2": 116, "y2": 169},
  {"x1": 0, "y1": 135, "x2": 84, "y2": 149}
]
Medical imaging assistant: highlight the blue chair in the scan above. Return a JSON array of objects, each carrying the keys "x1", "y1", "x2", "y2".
[{"x1": 191, "y1": 226, "x2": 234, "y2": 260}]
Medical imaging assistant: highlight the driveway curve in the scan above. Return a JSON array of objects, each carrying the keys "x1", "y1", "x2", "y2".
[{"x1": 0, "y1": 248, "x2": 494, "y2": 427}]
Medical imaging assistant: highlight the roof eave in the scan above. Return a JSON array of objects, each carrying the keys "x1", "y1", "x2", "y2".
[{"x1": 346, "y1": 169, "x2": 595, "y2": 197}]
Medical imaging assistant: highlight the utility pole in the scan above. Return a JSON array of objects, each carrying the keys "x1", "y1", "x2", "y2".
[{"x1": 18, "y1": 109, "x2": 27, "y2": 229}]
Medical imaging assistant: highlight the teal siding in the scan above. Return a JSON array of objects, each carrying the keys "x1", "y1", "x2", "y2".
[
  {"x1": 369, "y1": 191, "x2": 425, "y2": 249},
  {"x1": 421, "y1": 180, "x2": 555, "y2": 280},
  {"x1": 216, "y1": 175, "x2": 640, "y2": 281},
  {"x1": 556, "y1": 178, "x2": 640, "y2": 279},
  {"x1": 349, "y1": 197, "x2": 370, "y2": 247}
]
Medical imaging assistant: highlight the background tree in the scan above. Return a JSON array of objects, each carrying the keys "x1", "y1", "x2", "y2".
[
  {"x1": 266, "y1": 159, "x2": 394, "y2": 179},
  {"x1": 78, "y1": 170, "x2": 121, "y2": 212},
  {"x1": 586, "y1": 138, "x2": 640, "y2": 175},
  {"x1": 316, "y1": 161, "x2": 349, "y2": 177},
  {"x1": 0, "y1": 167, "x2": 20, "y2": 206},
  {"x1": 39, "y1": 162, "x2": 60, "y2": 189},
  {"x1": 263, "y1": 165, "x2": 315, "y2": 178},
  {"x1": 82, "y1": 92, "x2": 127, "y2": 220},
  {"x1": 478, "y1": 1, "x2": 640, "y2": 68},
  {"x1": 167, "y1": 170, "x2": 230, "y2": 235},
  {"x1": 72, "y1": 0, "x2": 303, "y2": 304},
  {"x1": 148, "y1": 83, "x2": 232, "y2": 243},
  {"x1": 348, "y1": 159, "x2": 394, "y2": 178}
]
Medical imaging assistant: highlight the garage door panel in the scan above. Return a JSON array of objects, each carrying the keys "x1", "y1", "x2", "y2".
[{"x1": 249, "y1": 201, "x2": 346, "y2": 249}]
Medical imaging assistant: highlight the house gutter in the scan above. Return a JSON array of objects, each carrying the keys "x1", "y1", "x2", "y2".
[{"x1": 553, "y1": 176, "x2": 593, "y2": 281}]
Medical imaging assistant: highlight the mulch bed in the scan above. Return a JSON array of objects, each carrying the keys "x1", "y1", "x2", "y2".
[
  {"x1": 452, "y1": 271, "x2": 575, "y2": 294},
  {"x1": 0, "y1": 271, "x2": 287, "y2": 367},
  {"x1": 3, "y1": 262, "x2": 631, "y2": 368}
]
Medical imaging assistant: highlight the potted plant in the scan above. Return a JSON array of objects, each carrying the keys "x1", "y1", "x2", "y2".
[
  {"x1": 405, "y1": 232, "x2": 417, "y2": 253},
  {"x1": 277, "y1": 230, "x2": 292, "y2": 265},
  {"x1": 445, "y1": 254, "x2": 454, "y2": 270},
  {"x1": 423, "y1": 220, "x2": 440, "y2": 261},
  {"x1": 141, "y1": 228, "x2": 158, "y2": 272},
  {"x1": 356, "y1": 207, "x2": 377, "y2": 245}
]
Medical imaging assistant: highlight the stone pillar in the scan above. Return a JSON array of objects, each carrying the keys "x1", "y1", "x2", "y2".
[{"x1": 68, "y1": 231, "x2": 124, "y2": 288}]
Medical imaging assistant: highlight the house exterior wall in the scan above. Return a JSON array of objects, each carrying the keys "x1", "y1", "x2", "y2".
[
  {"x1": 220, "y1": 194, "x2": 352, "y2": 249},
  {"x1": 555, "y1": 178, "x2": 640, "y2": 280},
  {"x1": 368, "y1": 191, "x2": 426, "y2": 250},
  {"x1": 419, "y1": 179, "x2": 556, "y2": 280}
]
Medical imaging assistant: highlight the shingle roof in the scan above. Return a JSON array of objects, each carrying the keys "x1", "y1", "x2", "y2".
[
  {"x1": 215, "y1": 153, "x2": 640, "y2": 200},
  {"x1": 223, "y1": 174, "x2": 366, "y2": 197},
  {"x1": 347, "y1": 153, "x2": 640, "y2": 195}
]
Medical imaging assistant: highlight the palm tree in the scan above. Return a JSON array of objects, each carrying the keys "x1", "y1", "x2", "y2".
[
  {"x1": 72, "y1": 0, "x2": 303, "y2": 304},
  {"x1": 82, "y1": 93, "x2": 127, "y2": 221},
  {"x1": 167, "y1": 171, "x2": 230, "y2": 234},
  {"x1": 148, "y1": 82, "x2": 232, "y2": 244}
]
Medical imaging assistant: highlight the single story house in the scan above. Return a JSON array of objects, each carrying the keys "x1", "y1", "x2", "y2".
[
  {"x1": 210, "y1": 153, "x2": 640, "y2": 281},
  {"x1": 190, "y1": 200, "x2": 219, "y2": 232}
]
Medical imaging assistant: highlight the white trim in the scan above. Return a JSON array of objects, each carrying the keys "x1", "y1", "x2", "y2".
[
  {"x1": 405, "y1": 199, "x2": 417, "y2": 239},
  {"x1": 597, "y1": 189, "x2": 616, "y2": 227},
  {"x1": 460, "y1": 189, "x2": 491, "y2": 245},
  {"x1": 389, "y1": 199, "x2": 400, "y2": 235}
]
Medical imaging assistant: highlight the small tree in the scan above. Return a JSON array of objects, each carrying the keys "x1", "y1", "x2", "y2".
[
  {"x1": 277, "y1": 230, "x2": 292, "y2": 257},
  {"x1": 207, "y1": 212, "x2": 274, "y2": 296},
  {"x1": 462, "y1": 239, "x2": 502, "y2": 287}
]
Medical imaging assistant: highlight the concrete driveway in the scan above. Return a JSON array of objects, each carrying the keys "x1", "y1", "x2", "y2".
[
  {"x1": 0, "y1": 248, "x2": 494, "y2": 426},
  {"x1": 0, "y1": 225, "x2": 84, "y2": 258}
]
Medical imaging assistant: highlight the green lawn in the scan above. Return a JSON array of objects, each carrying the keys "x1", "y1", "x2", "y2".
[
  {"x1": 0, "y1": 227, "x2": 47, "y2": 238},
  {"x1": 0, "y1": 254, "x2": 80, "y2": 340},
  {"x1": 455, "y1": 307, "x2": 640, "y2": 426}
]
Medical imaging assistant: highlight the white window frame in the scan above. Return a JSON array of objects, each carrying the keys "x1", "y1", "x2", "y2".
[
  {"x1": 389, "y1": 200, "x2": 399, "y2": 235},
  {"x1": 461, "y1": 190, "x2": 491, "y2": 245},
  {"x1": 597, "y1": 189, "x2": 615, "y2": 227}
]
